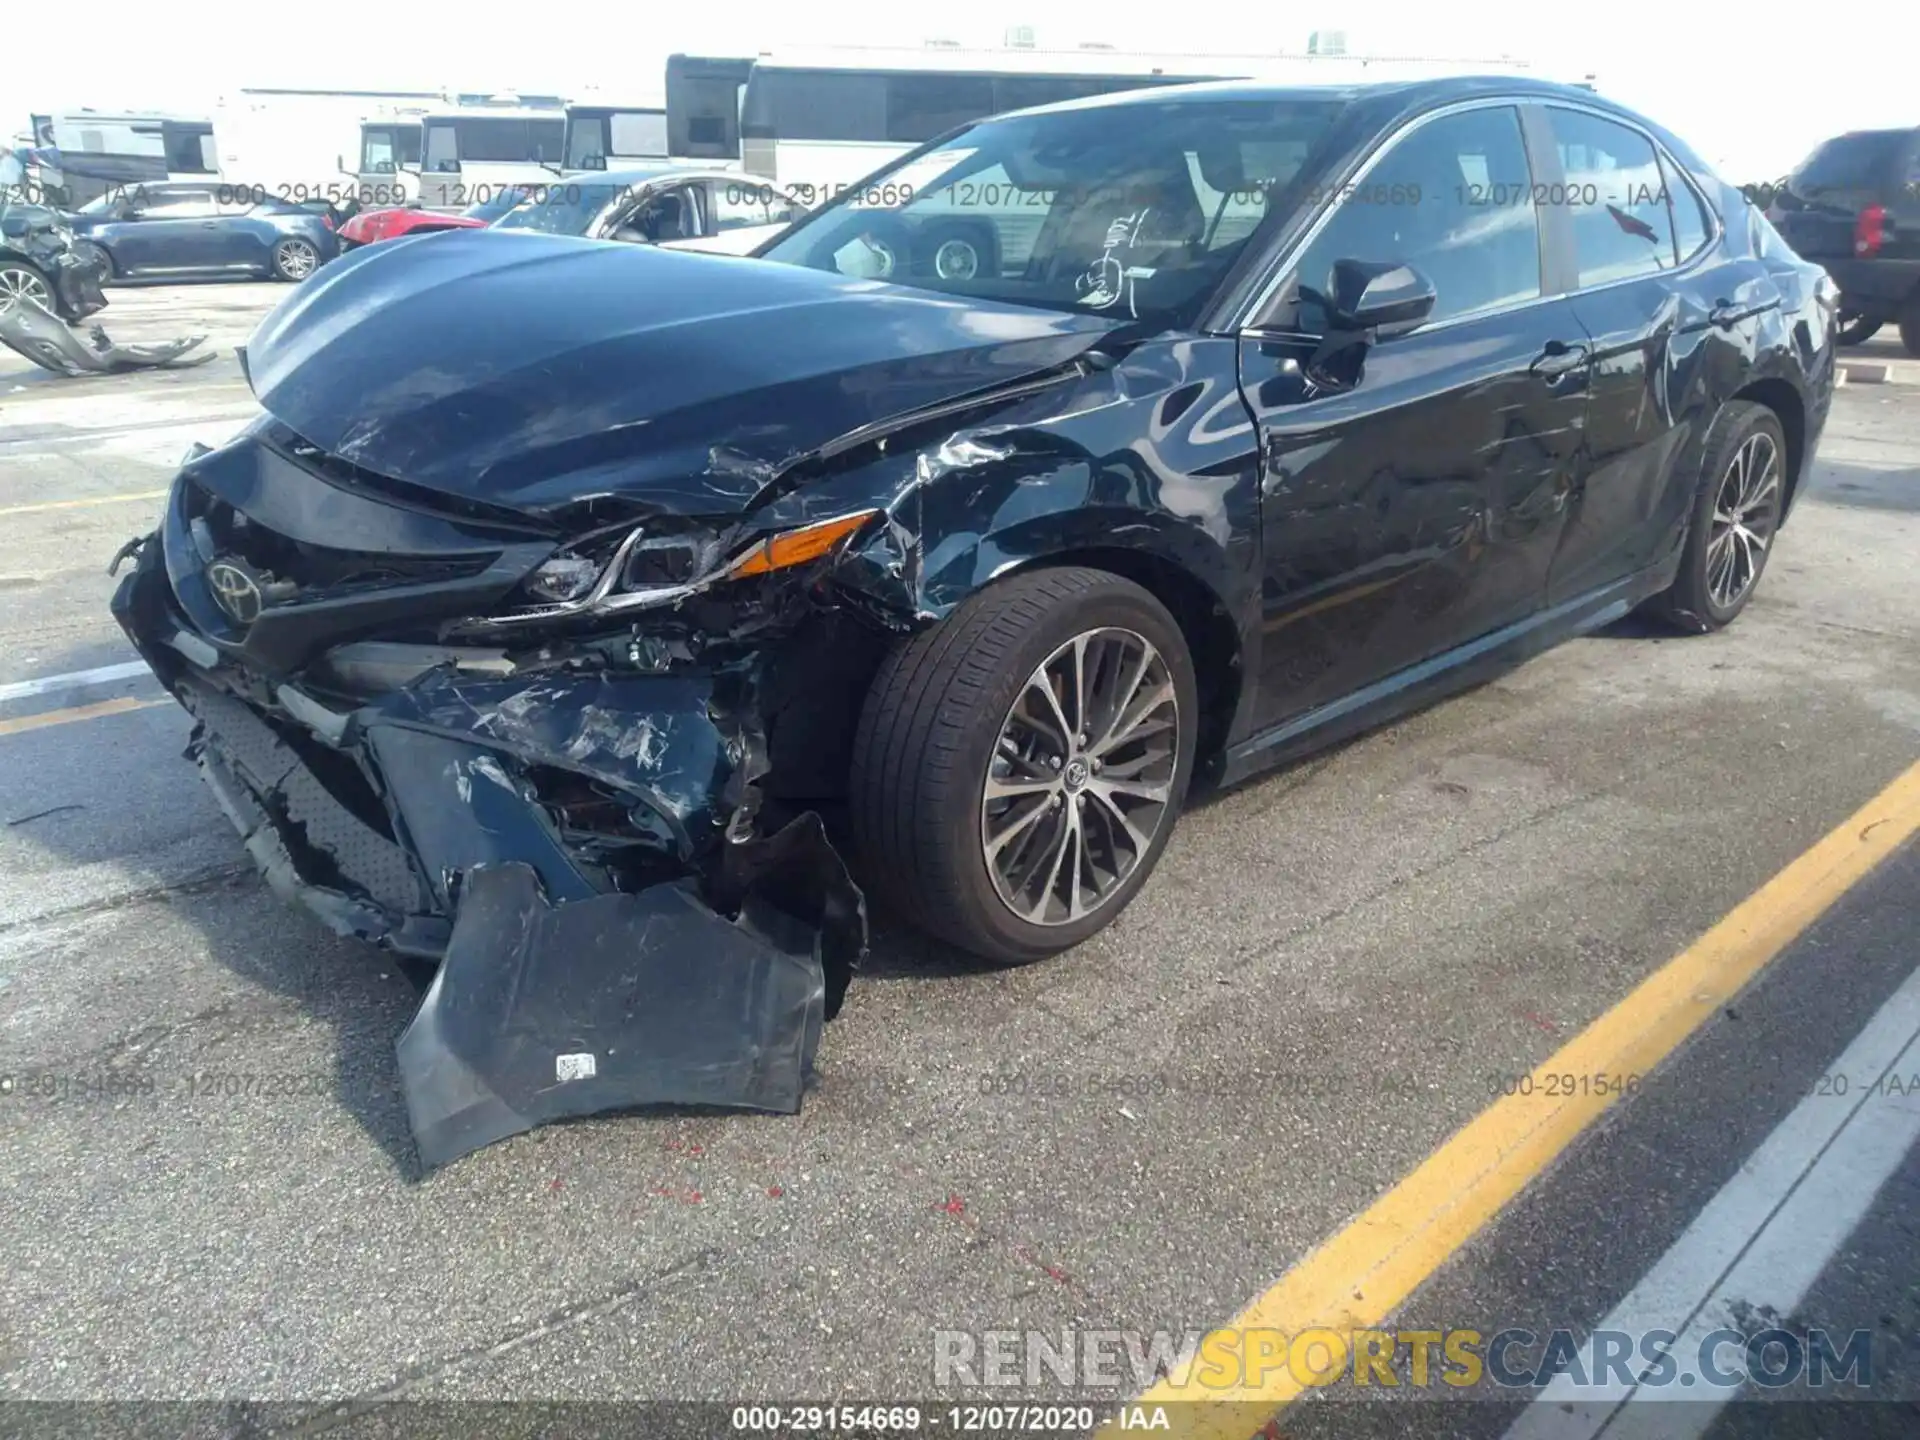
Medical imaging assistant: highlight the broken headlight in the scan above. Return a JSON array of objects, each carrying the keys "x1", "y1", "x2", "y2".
[{"x1": 507, "y1": 510, "x2": 879, "y2": 624}]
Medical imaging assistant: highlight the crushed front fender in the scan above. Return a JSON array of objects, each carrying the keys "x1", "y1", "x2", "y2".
[{"x1": 109, "y1": 527, "x2": 868, "y2": 1170}]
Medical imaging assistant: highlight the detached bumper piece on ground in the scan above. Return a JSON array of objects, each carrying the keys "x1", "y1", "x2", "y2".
[
  {"x1": 110, "y1": 448, "x2": 866, "y2": 1169},
  {"x1": 0, "y1": 251, "x2": 213, "y2": 376}
]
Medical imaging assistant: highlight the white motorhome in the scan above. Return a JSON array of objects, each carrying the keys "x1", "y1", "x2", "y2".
[
  {"x1": 416, "y1": 100, "x2": 567, "y2": 211},
  {"x1": 562, "y1": 91, "x2": 671, "y2": 172},
  {"x1": 25, "y1": 110, "x2": 217, "y2": 206},
  {"x1": 354, "y1": 108, "x2": 431, "y2": 206},
  {"x1": 730, "y1": 43, "x2": 1534, "y2": 203}
]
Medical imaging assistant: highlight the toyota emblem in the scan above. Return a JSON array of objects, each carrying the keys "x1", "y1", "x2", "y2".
[{"x1": 206, "y1": 560, "x2": 264, "y2": 625}]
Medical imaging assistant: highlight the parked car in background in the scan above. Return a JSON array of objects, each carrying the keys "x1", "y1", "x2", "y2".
[
  {"x1": 488, "y1": 167, "x2": 805, "y2": 252},
  {"x1": 1767, "y1": 125, "x2": 1920, "y2": 351},
  {"x1": 67, "y1": 182, "x2": 339, "y2": 282},
  {"x1": 337, "y1": 185, "x2": 536, "y2": 252}
]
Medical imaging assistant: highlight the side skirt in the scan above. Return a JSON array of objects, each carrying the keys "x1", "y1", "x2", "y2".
[{"x1": 1216, "y1": 568, "x2": 1669, "y2": 790}]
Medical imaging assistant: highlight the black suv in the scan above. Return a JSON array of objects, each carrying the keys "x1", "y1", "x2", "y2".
[{"x1": 1767, "y1": 126, "x2": 1920, "y2": 351}]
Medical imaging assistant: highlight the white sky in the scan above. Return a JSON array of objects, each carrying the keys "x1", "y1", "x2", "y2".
[{"x1": 7, "y1": 2, "x2": 1916, "y2": 181}]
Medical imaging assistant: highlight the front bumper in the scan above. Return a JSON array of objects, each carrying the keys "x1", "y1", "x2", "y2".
[{"x1": 110, "y1": 463, "x2": 865, "y2": 1169}]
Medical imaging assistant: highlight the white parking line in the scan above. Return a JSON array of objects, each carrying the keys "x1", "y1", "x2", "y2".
[
  {"x1": 1502, "y1": 963, "x2": 1920, "y2": 1439},
  {"x1": 0, "y1": 660, "x2": 152, "y2": 704}
]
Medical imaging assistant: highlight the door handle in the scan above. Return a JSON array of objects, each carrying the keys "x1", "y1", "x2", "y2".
[
  {"x1": 1530, "y1": 340, "x2": 1590, "y2": 379},
  {"x1": 201, "y1": 221, "x2": 219, "y2": 228}
]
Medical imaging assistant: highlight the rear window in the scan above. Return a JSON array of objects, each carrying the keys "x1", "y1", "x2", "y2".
[{"x1": 1789, "y1": 131, "x2": 1909, "y2": 192}]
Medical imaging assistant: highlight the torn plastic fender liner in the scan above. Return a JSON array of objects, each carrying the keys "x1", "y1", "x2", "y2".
[{"x1": 397, "y1": 811, "x2": 864, "y2": 1170}]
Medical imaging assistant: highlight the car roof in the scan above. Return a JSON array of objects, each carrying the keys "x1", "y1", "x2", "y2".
[
  {"x1": 989, "y1": 74, "x2": 1712, "y2": 182},
  {"x1": 1005, "y1": 73, "x2": 1605, "y2": 117},
  {"x1": 569, "y1": 165, "x2": 708, "y2": 187}
]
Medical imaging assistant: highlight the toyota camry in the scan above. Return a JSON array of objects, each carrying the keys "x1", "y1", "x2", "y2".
[{"x1": 110, "y1": 76, "x2": 1836, "y2": 1165}]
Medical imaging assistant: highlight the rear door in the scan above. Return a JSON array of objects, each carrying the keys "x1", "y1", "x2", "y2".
[
  {"x1": 1540, "y1": 104, "x2": 1775, "y2": 603},
  {"x1": 1236, "y1": 102, "x2": 1591, "y2": 728}
]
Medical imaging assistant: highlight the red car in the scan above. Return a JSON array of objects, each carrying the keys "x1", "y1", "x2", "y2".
[{"x1": 337, "y1": 186, "x2": 535, "y2": 251}]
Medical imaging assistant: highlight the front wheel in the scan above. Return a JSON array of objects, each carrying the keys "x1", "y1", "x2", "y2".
[
  {"x1": 0, "y1": 260, "x2": 54, "y2": 314},
  {"x1": 850, "y1": 567, "x2": 1198, "y2": 964},
  {"x1": 271, "y1": 237, "x2": 319, "y2": 281},
  {"x1": 1648, "y1": 401, "x2": 1787, "y2": 633}
]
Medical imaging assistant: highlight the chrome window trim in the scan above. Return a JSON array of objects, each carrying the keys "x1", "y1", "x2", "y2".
[{"x1": 1227, "y1": 93, "x2": 1730, "y2": 339}]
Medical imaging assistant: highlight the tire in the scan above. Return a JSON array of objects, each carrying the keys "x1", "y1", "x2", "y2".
[
  {"x1": 1900, "y1": 295, "x2": 1920, "y2": 358},
  {"x1": 921, "y1": 225, "x2": 995, "y2": 281},
  {"x1": 1835, "y1": 311, "x2": 1880, "y2": 347},
  {"x1": 0, "y1": 259, "x2": 54, "y2": 314},
  {"x1": 271, "y1": 237, "x2": 319, "y2": 282},
  {"x1": 850, "y1": 566, "x2": 1198, "y2": 964},
  {"x1": 1647, "y1": 401, "x2": 1788, "y2": 634},
  {"x1": 79, "y1": 243, "x2": 114, "y2": 280}
]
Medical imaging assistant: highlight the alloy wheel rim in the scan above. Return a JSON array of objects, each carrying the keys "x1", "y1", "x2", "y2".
[
  {"x1": 278, "y1": 240, "x2": 316, "y2": 278},
  {"x1": 0, "y1": 266, "x2": 51, "y2": 312},
  {"x1": 934, "y1": 238, "x2": 979, "y2": 279},
  {"x1": 1705, "y1": 432, "x2": 1780, "y2": 609},
  {"x1": 980, "y1": 627, "x2": 1180, "y2": 926}
]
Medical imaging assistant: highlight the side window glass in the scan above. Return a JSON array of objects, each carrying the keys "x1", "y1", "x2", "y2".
[
  {"x1": 1287, "y1": 105, "x2": 1540, "y2": 332},
  {"x1": 707, "y1": 181, "x2": 770, "y2": 232},
  {"x1": 1547, "y1": 109, "x2": 1677, "y2": 285},
  {"x1": 147, "y1": 188, "x2": 218, "y2": 219},
  {"x1": 1657, "y1": 150, "x2": 1711, "y2": 263}
]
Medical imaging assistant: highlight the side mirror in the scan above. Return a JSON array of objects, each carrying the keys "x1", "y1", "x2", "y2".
[{"x1": 1304, "y1": 258, "x2": 1436, "y2": 338}]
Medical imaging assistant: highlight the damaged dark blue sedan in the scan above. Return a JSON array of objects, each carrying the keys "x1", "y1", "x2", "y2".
[{"x1": 110, "y1": 77, "x2": 1837, "y2": 1166}]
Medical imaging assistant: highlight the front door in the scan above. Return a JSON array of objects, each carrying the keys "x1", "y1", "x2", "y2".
[
  {"x1": 115, "y1": 186, "x2": 223, "y2": 273},
  {"x1": 1236, "y1": 102, "x2": 1589, "y2": 729}
]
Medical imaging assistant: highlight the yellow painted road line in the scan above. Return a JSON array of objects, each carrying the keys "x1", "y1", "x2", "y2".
[
  {"x1": 0, "y1": 489, "x2": 168, "y2": 518},
  {"x1": 0, "y1": 696, "x2": 170, "y2": 737},
  {"x1": 1109, "y1": 756, "x2": 1920, "y2": 1439}
]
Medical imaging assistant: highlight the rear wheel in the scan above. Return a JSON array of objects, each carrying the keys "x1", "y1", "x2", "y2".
[
  {"x1": 922, "y1": 225, "x2": 994, "y2": 281},
  {"x1": 850, "y1": 567, "x2": 1197, "y2": 964},
  {"x1": 1648, "y1": 401, "x2": 1786, "y2": 633},
  {"x1": 271, "y1": 237, "x2": 318, "y2": 281}
]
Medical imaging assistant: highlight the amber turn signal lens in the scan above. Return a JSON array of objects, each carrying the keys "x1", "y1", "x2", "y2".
[{"x1": 726, "y1": 509, "x2": 880, "y2": 579}]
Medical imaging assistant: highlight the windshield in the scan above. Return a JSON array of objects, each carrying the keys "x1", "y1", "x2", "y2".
[
  {"x1": 757, "y1": 96, "x2": 1345, "y2": 327},
  {"x1": 491, "y1": 182, "x2": 627, "y2": 235}
]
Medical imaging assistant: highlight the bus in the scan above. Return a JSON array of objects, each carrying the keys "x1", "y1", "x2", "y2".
[
  {"x1": 562, "y1": 92, "x2": 670, "y2": 172},
  {"x1": 416, "y1": 100, "x2": 567, "y2": 210},
  {"x1": 23, "y1": 110, "x2": 217, "y2": 206},
  {"x1": 663, "y1": 55, "x2": 756, "y2": 167},
  {"x1": 354, "y1": 109, "x2": 428, "y2": 205},
  {"x1": 725, "y1": 44, "x2": 1534, "y2": 205}
]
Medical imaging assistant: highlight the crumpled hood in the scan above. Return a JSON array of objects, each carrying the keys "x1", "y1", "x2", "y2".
[{"x1": 243, "y1": 229, "x2": 1120, "y2": 516}]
